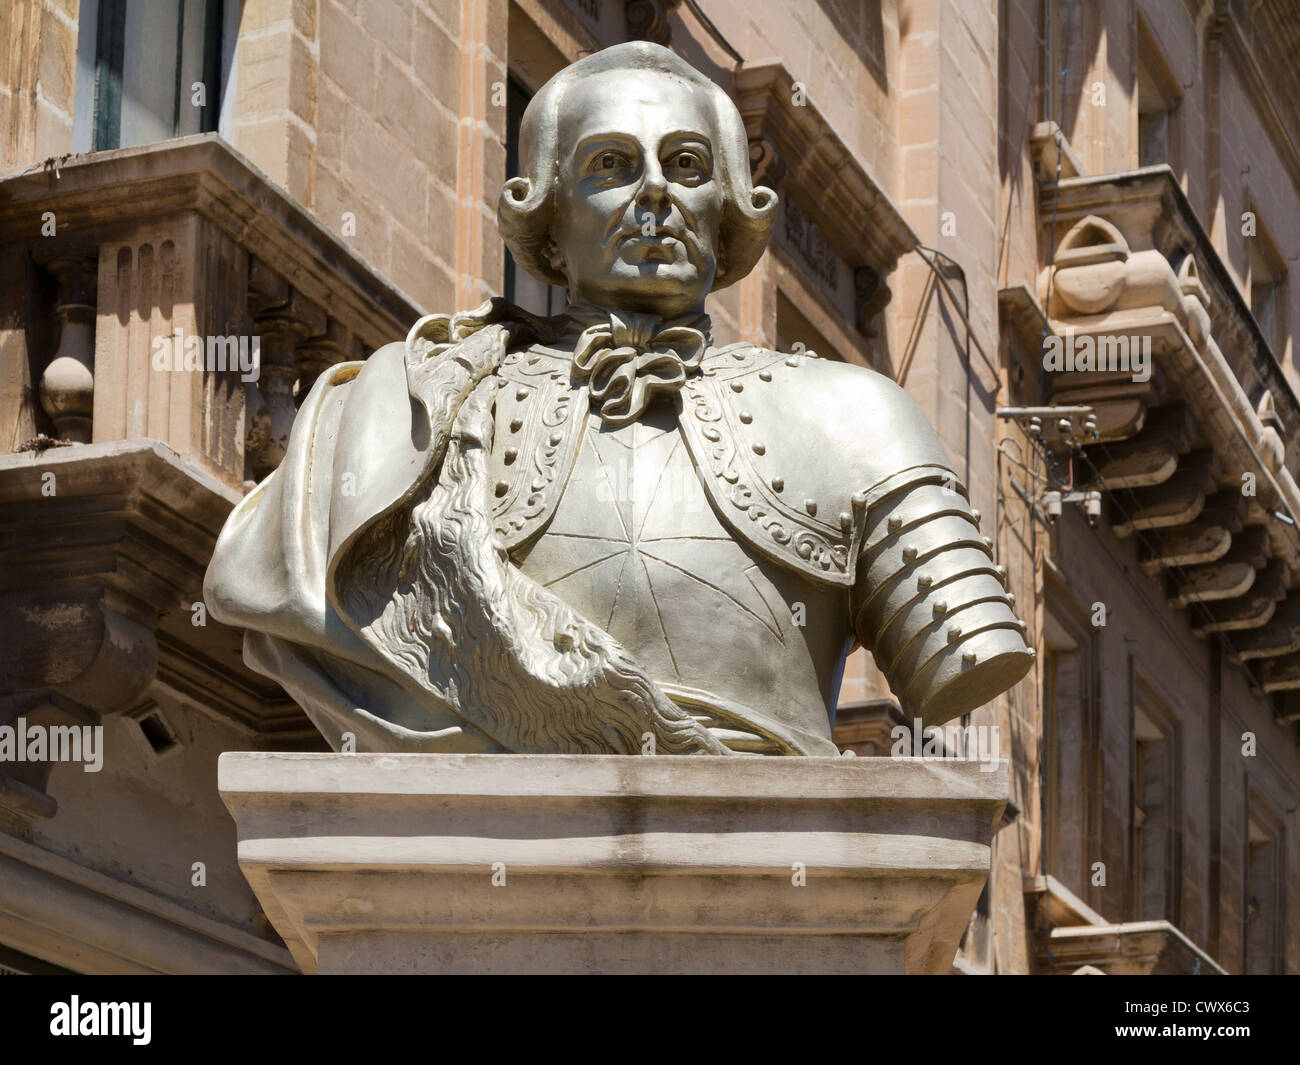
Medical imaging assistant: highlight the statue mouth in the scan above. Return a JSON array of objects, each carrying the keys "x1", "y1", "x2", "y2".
[
  {"x1": 619, "y1": 224, "x2": 685, "y2": 244},
  {"x1": 620, "y1": 231, "x2": 685, "y2": 263}
]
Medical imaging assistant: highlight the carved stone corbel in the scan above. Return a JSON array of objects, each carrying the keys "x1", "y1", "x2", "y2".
[
  {"x1": 625, "y1": 0, "x2": 677, "y2": 45},
  {"x1": 1260, "y1": 652, "x2": 1300, "y2": 693},
  {"x1": 1109, "y1": 451, "x2": 1219, "y2": 538},
  {"x1": 1137, "y1": 491, "x2": 1245, "y2": 575},
  {"x1": 1230, "y1": 597, "x2": 1300, "y2": 663},
  {"x1": 1085, "y1": 405, "x2": 1192, "y2": 489},
  {"x1": 1188, "y1": 557, "x2": 1290, "y2": 637},
  {"x1": 854, "y1": 266, "x2": 891, "y2": 336},
  {"x1": 748, "y1": 135, "x2": 787, "y2": 191},
  {"x1": 1166, "y1": 525, "x2": 1270, "y2": 609}
]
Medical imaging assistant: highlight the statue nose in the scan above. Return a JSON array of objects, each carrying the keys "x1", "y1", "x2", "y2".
[{"x1": 636, "y1": 160, "x2": 669, "y2": 209}]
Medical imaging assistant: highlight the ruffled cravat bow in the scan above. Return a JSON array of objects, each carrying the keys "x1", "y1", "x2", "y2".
[{"x1": 566, "y1": 303, "x2": 710, "y2": 426}]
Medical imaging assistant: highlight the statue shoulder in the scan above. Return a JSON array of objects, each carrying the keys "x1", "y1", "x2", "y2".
[
  {"x1": 707, "y1": 345, "x2": 953, "y2": 476},
  {"x1": 679, "y1": 346, "x2": 958, "y2": 587}
]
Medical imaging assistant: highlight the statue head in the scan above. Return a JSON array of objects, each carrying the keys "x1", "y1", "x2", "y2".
[{"x1": 498, "y1": 42, "x2": 777, "y2": 318}]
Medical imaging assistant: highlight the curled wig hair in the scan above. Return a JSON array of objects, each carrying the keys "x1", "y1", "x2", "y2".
[{"x1": 497, "y1": 42, "x2": 778, "y2": 292}]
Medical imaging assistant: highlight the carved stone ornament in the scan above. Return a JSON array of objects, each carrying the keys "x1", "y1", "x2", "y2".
[{"x1": 204, "y1": 42, "x2": 1034, "y2": 756}]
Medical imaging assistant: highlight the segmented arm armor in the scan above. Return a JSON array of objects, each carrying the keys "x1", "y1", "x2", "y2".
[{"x1": 851, "y1": 465, "x2": 1033, "y2": 727}]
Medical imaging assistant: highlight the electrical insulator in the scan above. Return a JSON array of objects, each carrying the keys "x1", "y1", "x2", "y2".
[
  {"x1": 1043, "y1": 490, "x2": 1062, "y2": 522},
  {"x1": 1085, "y1": 490, "x2": 1102, "y2": 526}
]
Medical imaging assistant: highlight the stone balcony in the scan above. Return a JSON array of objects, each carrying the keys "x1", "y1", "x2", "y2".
[
  {"x1": 0, "y1": 135, "x2": 424, "y2": 808},
  {"x1": 0, "y1": 133, "x2": 420, "y2": 486},
  {"x1": 1025, "y1": 875, "x2": 1226, "y2": 975},
  {"x1": 1020, "y1": 162, "x2": 1300, "y2": 739}
]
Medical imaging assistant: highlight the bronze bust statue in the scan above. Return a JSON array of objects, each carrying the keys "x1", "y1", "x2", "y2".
[{"x1": 204, "y1": 42, "x2": 1033, "y2": 756}]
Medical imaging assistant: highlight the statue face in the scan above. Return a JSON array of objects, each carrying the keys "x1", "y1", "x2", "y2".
[{"x1": 552, "y1": 70, "x2": 724, "y2": 318}]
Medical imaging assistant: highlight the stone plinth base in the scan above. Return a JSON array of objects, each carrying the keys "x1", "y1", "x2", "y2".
[{"x1": 218, "y1": 753, "x2": 1008, "y2": 975}]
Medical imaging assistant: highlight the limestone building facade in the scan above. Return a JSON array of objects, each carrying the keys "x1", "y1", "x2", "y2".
[{"x1": 0, "y1": 0, "x2": 1296, "y2": 973}]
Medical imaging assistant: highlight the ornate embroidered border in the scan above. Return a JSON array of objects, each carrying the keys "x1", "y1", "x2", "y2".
[{"x1": 678, "y1": 348, "x2": 857, "y2": 587}]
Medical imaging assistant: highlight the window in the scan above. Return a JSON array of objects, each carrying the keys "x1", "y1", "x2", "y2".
[
  {"x1": 73, "y1": 0, "x2": 236, "y2": 153},
  {"x1": 1042, "y1": 605, "x2": 1100, "y2": 908},
  {"x1": 1131, "y1": 699, "x2": 1180, "y2": 923},
  {"x1": 776, "y1": 291, "x2": 844, "y2": 363},
  {"x1": 503, "y1": 76, "x2": 567, "y2": 318},
  {"x1": 1136, "y1": 23, "x2": 1182, "y2": 178},
  {"x1": 1246, "y1": 223, "x2": 1288, "y2": 357},
  {"x1": 1244, "y1": 799, "x2": 1284, "y2": 974}
]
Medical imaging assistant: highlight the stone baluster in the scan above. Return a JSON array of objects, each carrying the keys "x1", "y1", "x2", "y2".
[
  {"x1": 37, "y1": 253, "x2": 98, "y2": 443},
  {"x1": 245, "y1": 259, "x2": 326, "y2": 482},
  {"x1": 294, "y1": 317, "x2": 357, "y2": 405}
]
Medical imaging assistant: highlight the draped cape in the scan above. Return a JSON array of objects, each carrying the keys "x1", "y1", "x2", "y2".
[{"x1": 203, "y1": 299, "x2": 728, "y2": 755}]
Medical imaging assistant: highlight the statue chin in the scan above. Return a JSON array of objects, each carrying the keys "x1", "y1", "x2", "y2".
[{"x1": 572, "y1": 265, "x2": 711, "y2": 319}]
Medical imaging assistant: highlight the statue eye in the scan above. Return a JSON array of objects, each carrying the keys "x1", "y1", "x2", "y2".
[
  {"x1": 595, "y1": 151, "x2": 626, "y2": 171},
  {"x1": 670, "y1": 152, "x2": 700, "y2": 169}
]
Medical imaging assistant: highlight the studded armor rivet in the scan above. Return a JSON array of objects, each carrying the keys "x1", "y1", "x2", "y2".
[
  {"x1": 934, "y1": 600, "x2": 948, "y2": 616},
  {"x1": 982, "y1": 536, "x2": 994, "y2": 550},
  {"x1": 504, "y1": 447, "x2": 518, "y2": 464},
  {"x1": 771, "y1": 476, "x2": 784, "y2": 492},
  {"x1": 494, "y1": 481, "x2": 508, "y2": 497},
  {"x1": 739, "y1": 410, "x2": 753, "y2": 424},
  {"x1": 948, "y1": 625, "x2": 962, "y2": 641},
  {"x1": 785, "y1": 356, "x2": 800, "y2": 367},
  {"x1": 917, "y1": 574, "x2": 933, "y2": 588},
  {"x1": 839, "y1": 512, "x2": 851, "y2": 531},
  {"x1": 972, "y1": 509, "x2": 981, "y2": 523},
  {"x1": 759, "y1": 370, "x2": 773, "y2": 382},
  {"x1": 753, "y1": 441, "x2": 766, "y2": 455},
  {"x1": 729, "y1": 381, "x2": 744, "y2": 392},
  {"x1": 887, "y1": 515, "x2": 902, "y2": 532},
  {"x1": 516, "y1": 388, "x2": 528, "y2": 402},
  {"x1": 1007, "y1": 592, "x2": 1016, "y2": 606},
  {"x1": 804, "y1": 499, "x2": 817, "y2": 515},
  {"x1": 902, "y1": 545, "x2": 918, "y2": 561},
  {"x1": 963, "y1": 651, "x2": 977, "y2": 666},
  {"x1": 510, "y1": 418, "x2": 522, "y2": 432}
]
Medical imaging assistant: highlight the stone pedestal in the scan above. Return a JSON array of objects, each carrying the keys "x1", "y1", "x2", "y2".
[{"x1": 218, "y1": 752, "x2": 1008, "y2": 975}]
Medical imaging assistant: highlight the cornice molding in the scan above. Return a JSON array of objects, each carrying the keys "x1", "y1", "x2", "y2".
[
  {"x1": 734, "y1": 59, "x2": 919, "y2": 277},
  {"x1": 0, "y1": 440, "x2": 307, "y2": 736},
  {"x1": 1040, "y1": 165, "x2": 1300, "y2": 436},
  {"x1": 0, "y1": 830, "x2": 295, "y2": 974},
  {"x1": 0, "y1": 134, "x2": 420, "y2": 352}
]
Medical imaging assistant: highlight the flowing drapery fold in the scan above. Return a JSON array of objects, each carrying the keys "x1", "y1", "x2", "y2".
[{"x1": 204, "y1": 301, "x2": 727, "y2": 755}]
